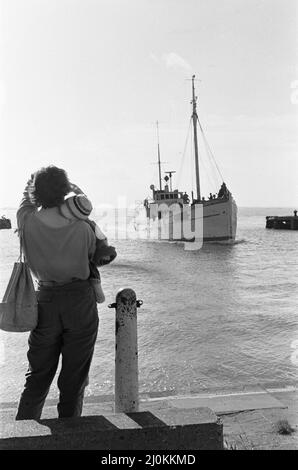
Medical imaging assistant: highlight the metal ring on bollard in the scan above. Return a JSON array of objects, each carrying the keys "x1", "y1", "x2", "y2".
[
  {"x1": 108, "y1": 300, "x2": 143, "y2": 309},
  {"x1": 108, "y1": 302, "x2": 117, "y2": 309}
]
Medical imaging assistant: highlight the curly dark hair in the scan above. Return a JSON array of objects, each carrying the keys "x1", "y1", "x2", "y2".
[{"x1": 31, "y1": 166, "x2": 71, "y2": 208}]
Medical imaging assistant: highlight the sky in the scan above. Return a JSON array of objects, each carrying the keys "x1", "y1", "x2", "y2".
[{"x1": 0, "y1": 0, "x2": 297, "y2": 208}]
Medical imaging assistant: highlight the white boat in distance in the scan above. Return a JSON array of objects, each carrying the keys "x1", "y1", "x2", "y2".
[{"x1": 144, "y1": 75, "x2": 237, "y2": 243}]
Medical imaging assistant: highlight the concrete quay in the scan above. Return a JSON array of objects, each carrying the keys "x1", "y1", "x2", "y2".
[{"x1": 0, "y1": 386, "x2": 297, "y2": 450}]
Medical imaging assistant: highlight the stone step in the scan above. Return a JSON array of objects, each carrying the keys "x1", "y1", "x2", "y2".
[{"x1": 0, "y1": 406, "x2": 223, "y2": 450}]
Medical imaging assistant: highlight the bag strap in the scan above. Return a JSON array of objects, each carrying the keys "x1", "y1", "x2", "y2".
[
  {"x1": 17, "y1": 207, "x2": 34, "y2": 262},
  {"x1": 17, "y1": 228, "x2": 25, "y2": 262},
  {"x1": 17, "y1": 226, "x2": 38, "y2": 288}
]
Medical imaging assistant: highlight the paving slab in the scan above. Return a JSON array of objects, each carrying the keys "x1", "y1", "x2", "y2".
[{"x1": 166, "y1": 391, "x2": 286, "y2": 415}]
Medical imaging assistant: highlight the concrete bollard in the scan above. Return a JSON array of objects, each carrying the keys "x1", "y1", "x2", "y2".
[{"x1": 109, "y1": 288, "x2": 142, "y2": 413}]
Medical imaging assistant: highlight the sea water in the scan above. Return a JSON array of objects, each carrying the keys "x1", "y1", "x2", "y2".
[{"x1": 0, "y1": 206, "x2": 297, "y2": 403}]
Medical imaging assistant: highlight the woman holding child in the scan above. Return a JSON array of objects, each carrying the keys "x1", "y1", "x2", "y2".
[{"x1": 15, "y1": 165, "x2": 116, "y2": 420}]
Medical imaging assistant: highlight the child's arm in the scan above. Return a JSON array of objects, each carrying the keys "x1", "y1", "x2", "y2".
[{"x1": 85, "y1": 219, "x2": 117, "y2": 266}]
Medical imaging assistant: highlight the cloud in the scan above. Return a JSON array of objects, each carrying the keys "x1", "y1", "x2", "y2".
[
  {"x1": 162, "y1": 52, "x2": 193, "y2": 73},
  {"x1": 149, "y1": 53, "x2": 160, "y2": 64},
  {"x1": 150, "y1": 52, "x2": 192, "y2": 73}
]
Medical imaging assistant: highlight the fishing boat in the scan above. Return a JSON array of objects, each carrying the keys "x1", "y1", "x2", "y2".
[
  {"x1": 0, "y1": 216, "x2": 11, "y2": 230},
  {"x1": 144, "y1": 75, "x2": 237, "y2": 242}
]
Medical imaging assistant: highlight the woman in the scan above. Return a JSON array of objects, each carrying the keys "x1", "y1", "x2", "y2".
[{"x1": 16, "y1": 166, "x2": 98, "y2": 420}]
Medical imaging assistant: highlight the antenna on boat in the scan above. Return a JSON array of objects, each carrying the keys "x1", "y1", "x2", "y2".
[
  {"x1": 156, "y1": 121, "x2": 162, "y2": 191},
  {"x1": 191, "y1": 75, "x2": 201, "y2": 201},
  {"x1": 151, "y1": 121, "x2": 168, "y2": 190}
]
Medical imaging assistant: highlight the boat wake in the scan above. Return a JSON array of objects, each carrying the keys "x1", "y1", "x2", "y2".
[
  {"x1": 201, "y1": 238, "x2": 249, "y2": 246},
  {"x1": 230, "y1": 238, "x2": 247, "y2": 245},
  {"x1": 205, "y1": 238, "x2": 247, "y2": 246},
  {"x1": 107, "y1": 262, "x2": 155, "y2": 273}
]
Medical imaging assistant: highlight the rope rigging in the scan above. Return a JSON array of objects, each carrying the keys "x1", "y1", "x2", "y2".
[
  {"x1": 176, "y1": 111, "x2": 225, "y2": 197},
  {"x1": 176, "y1": 118, "x2": 192, "y2": 189},
  {"x1": 197, "y1": 115, "x2": 225, "y2": 183}
]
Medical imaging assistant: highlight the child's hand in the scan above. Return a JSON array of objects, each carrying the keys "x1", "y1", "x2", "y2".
[
  {"x1": 101, "y1": 256, "x2": 111, "y2": 262},
  {"x1": 93, "y1": 245, "x2": 117, "y2": 267},
  {"x1": 99, "y1": 254, "x2": 116, "y2": 266},
  {"x1": 70, "y1": 183, "x2": 85, "y2": 195}
]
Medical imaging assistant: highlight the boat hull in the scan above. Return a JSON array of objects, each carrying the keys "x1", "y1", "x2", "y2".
[
  {"x1": 147, "y1": 197, "x2": 237, "y2": 243},
  {"x1": 200, "y1": 197, "x2": 237, "y2": 242}
]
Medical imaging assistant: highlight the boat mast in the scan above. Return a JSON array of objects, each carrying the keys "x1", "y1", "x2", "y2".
[
  {"x1": 156, "y1": 121, "x2": 162, "y2": 191},
  {"x1": 191, "y1": 75, "x2": 201, "y2": 201}
]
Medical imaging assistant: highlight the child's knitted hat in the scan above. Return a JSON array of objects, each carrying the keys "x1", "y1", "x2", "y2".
[{"x1": 60, "y1": 194, "x2": 93, "y2": 220}]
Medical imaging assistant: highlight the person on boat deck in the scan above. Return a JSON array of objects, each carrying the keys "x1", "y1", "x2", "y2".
[
  {"x1": 15, "y1": 165, "x2": 102, "y2": 420},
  {"x1": 182, "y1": 192, "x2": 190, "y2": 204},
  {"x1": 218, "y1": 182, "x2": 228, "y2": 198}
]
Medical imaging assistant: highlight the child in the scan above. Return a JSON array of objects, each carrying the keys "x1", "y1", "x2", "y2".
[{"x1": 59, "y1": 193, "x2": 117, "y2": 303}]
